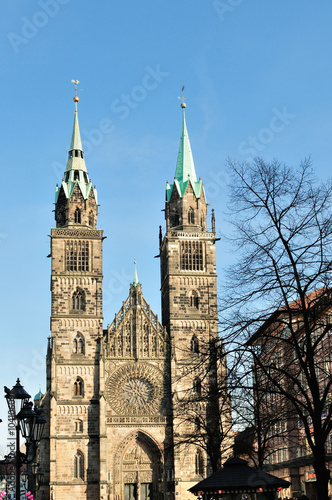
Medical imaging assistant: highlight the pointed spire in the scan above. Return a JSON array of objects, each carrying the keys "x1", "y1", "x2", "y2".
[
  {"x1": 69, "y1": 100, "x2": 84, "y2": 152},
  {"x1": 55, "y1": 82, "x2": 98, "y2": 205},
  {"x1": 133, "y1": 259, "x2": 139, "y2": 288},
  {"x1": 65, "y1": 80, "x2": 87, "y2": 173},
  {"x1": 166, "y1": 95, "x2": 203, "y2": 201},
  {"x1": 175, "y1": 100, "x2": 197, "y2": 184}
]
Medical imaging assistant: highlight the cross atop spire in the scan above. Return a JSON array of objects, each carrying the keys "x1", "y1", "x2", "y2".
[
  {"x1": 178, "y1": 85, "x2": 187, "y2": 109},
  {"x1": 71, "y1": 79, "x2": 81, "y2": 103}
]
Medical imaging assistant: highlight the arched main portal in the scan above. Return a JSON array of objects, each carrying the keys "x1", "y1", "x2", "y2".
[{"x1": 113, "y1": 431, "x2": 163, "y2": 500}]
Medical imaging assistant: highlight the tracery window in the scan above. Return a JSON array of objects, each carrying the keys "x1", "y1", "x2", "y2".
[
  {"x1": 66, "y1": 240, "x2": 89, "y2": 271},
  {"x1": 74, "y1": 377, "x2": 84, "y2": 397},
  {"x1": 180, "y1": 241, "x2": 203, "y2": 271},
  {"x1": 74, "y1": 207, "x2": 81, "y2": 224},
  {"x1": 74, "y1": 450, "x2": 84, "y2": 479},
  {"x1": 188, "y1": 207, "x2": 195, "y2": 224},
  {"x1": 72, "y1": 289, "x2": 85, "y2": 311}
]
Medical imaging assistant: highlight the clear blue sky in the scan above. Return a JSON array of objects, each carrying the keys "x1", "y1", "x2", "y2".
[{"x1": 1, "y1": 0, "x2": 332, "y2": 448}]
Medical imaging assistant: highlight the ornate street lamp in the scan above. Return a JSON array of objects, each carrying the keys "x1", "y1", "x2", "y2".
[
  {"x1": 17, "y1": 402, "x2": 37, "y2": 444},
  {"x1": 33, "y1": 408, "x2": 46, "y2": 444},
  {"x1": 5, "y1": 378, "x2": 31, "y2": 420},
  {"x1": 5, "y1": 379, "x2": 32, "y2": 500},
  {"x1": 4, "y1": 380, "x2": 45, "y2": 500}
]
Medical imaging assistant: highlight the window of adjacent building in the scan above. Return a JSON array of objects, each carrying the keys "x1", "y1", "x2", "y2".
[
  {"x1": 74, "y1": 450, "x2": 84, "y2": 479},
  {"x1": 74, "y1": 377, "x2": 84, "y2": 397},
  {"x1": 195, "y1": 449, "x2": 204, "y2": 476},
  {"x1": 74, "y1": 207, "x2": 81, "y2": 224},
  {"x1": 72, "y1": 289, "x2": 85, "y2": 311},
  {"x1": 180, "y1": 241, "x2": 203, "y2": 271},
  {"x1": 73, "y1": 334, "x2": 85, "y2": 354},
  {"x1": 66, "y1": 240, "x2": 89, "y2": 271},
  {"x1": 188, "y1": 207, "x2": 195, "y2": 224}
]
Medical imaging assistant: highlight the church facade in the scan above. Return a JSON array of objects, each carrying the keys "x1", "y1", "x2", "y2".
[{"x1": 39, "y1": 94, "x2": 232, "y2": 500}]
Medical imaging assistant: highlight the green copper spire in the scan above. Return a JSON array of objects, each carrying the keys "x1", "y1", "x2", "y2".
[
  {"x1": 65, "y1": 85, "x2": 87, "y2": 173},
  {"x1": 133, "y1": 259, "x2": 139, "y2": 287},
  {"x1": 69, "y1": 101, "x2": 84, "y2": 152},
  {"x1": 55, "y1": 83, "x2": 98, "y2": 204},
  {"x1": 166, "y1": 100, "x2": 203, "y2": 201},
  {"x1": 175, "y1": 105, "x2": 197, "y2": 184}
]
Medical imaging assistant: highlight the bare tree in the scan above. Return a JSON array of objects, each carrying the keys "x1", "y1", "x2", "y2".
[
  {"x1": 170, "y1": 338, "x2": 233, "y2": 474},
  {"x1": 232, "y1": 357, "x2": 299, "y2": 470},
  {"x1": 223, "y1": 157, "x2": 332, "y2": 500}
]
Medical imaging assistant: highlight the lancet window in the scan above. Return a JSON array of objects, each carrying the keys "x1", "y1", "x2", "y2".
[
  {"x1": 193, "y1": 377, "x2": 201, "y2": 396},
  {"x1": 74, "y1": 419, "x2": 83, "y2": 433},
  {"x1": 191, "y1": 335, "x2": 199, "y2": 354},
  {"x1": 74, "y1": 207, "x2": 81, "y2": 224},
  {"x1": 170, "y1": 208, "x2": 180, "y2": 227},
  {"x1": 188, "y1": 207, "x2": 195, "y2": 224},
  {"x1": 195, "y1": 449, "x2": 204, "y2": 476},
  {"x1": 74, "y1": 450, "x2": 84, "y2": 479}
]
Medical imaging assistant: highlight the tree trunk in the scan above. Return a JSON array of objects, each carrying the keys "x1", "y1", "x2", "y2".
[{"x1": 313, "y1": 452, "x2": 330, "y2": 500}]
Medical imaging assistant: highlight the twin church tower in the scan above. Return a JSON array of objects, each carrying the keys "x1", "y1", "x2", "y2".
[{"x1": 39, "y1": 89, "x2": 231, "y2": 500}]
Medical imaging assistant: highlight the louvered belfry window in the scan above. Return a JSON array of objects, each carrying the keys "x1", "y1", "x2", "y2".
[
  {"x1": 180, "y1": 241, "x2": 203, "y2": 271},
  {"x1": 66, "y1": 240, "x2": 89, "y2": 271}
]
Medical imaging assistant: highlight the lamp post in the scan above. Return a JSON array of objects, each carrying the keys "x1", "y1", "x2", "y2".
[
  {"x1": 4, "y1": 379, "x2": 46, "y2": 500},
  {"x1": 5, "y1": 379, "x2": 31, "y2": 500}
]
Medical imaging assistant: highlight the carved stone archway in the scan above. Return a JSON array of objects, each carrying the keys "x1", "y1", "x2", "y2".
[{"x1": 113, "y1": 431, "x2": 163, "y2": 500}]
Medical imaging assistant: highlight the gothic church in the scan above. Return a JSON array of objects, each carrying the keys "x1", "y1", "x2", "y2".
[{"x1": 39, "y1": 93, "x2": 231, "y2": 500}]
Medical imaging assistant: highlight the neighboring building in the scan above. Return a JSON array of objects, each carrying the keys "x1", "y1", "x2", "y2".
[
  {"x1": 39, "y1": 95, "x2": 232, "y2": 500},
  {"x1": 248, "y1": 288, "x2": 332, "y2": 499}
]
